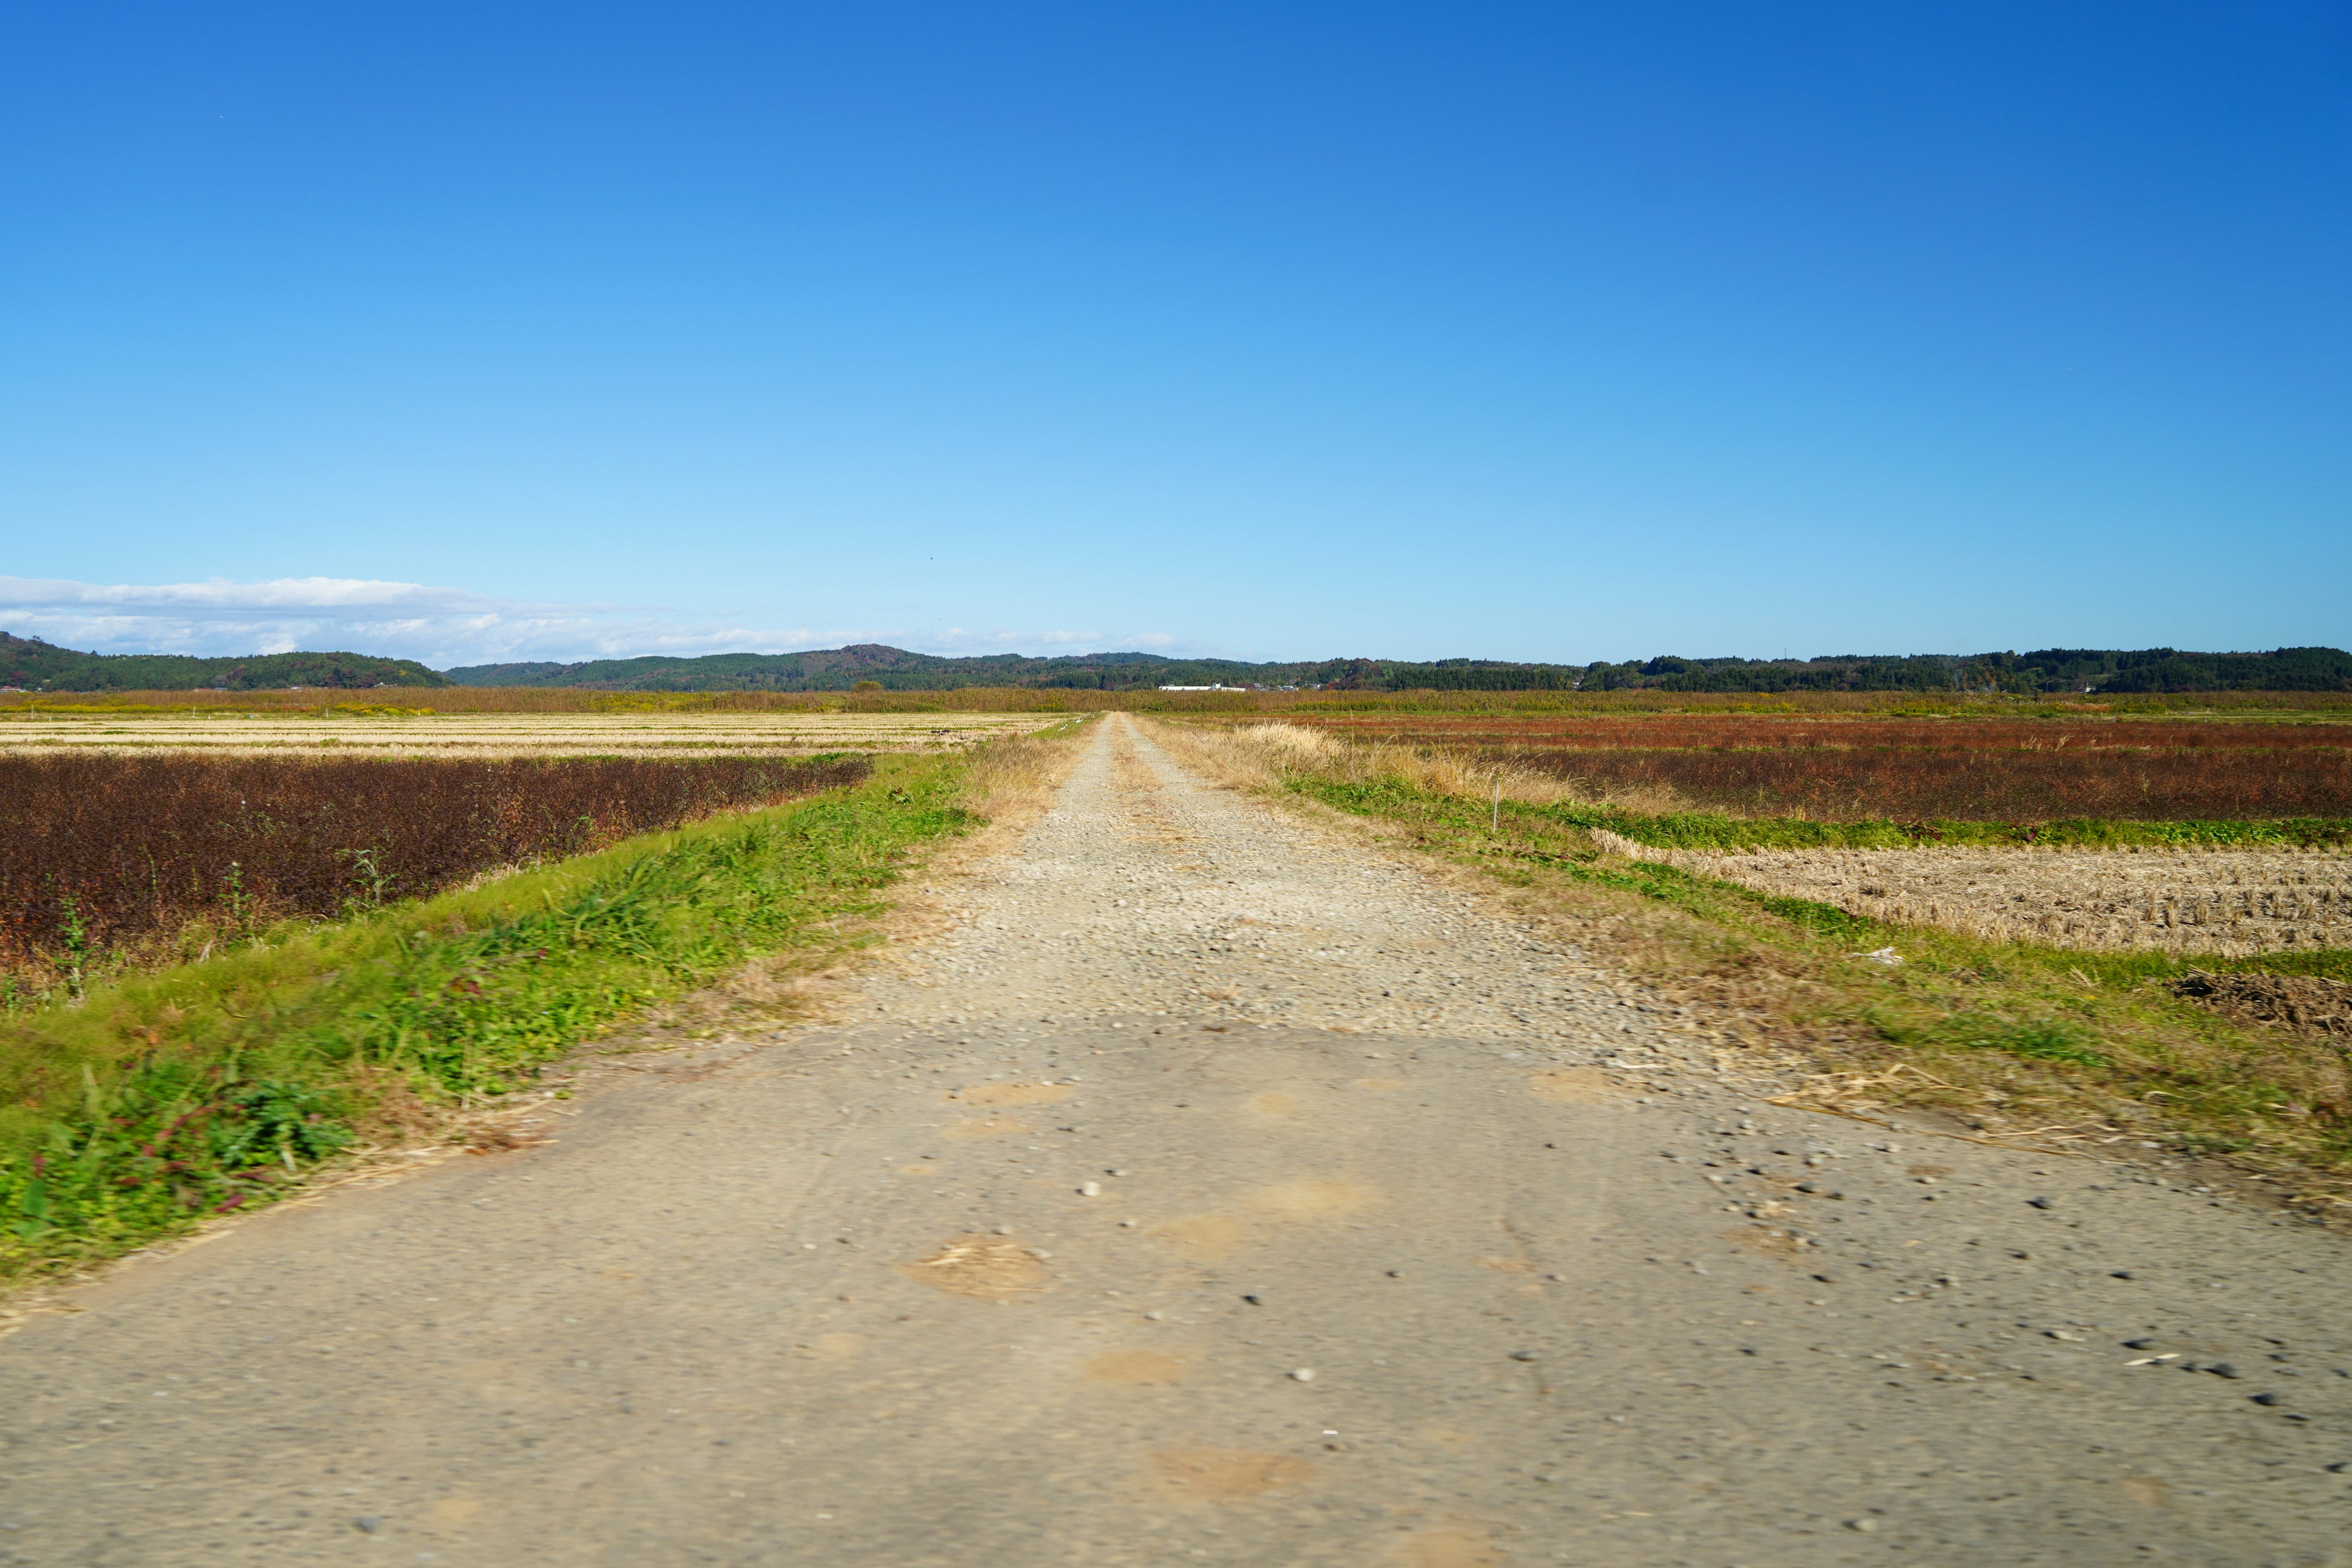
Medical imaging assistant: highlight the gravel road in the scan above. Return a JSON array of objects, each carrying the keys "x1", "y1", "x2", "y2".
[{"x1": 4, "y1": 715, "x2": 2348, "y2": 1567}]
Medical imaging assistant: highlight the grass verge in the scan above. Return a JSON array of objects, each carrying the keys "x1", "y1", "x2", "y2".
[
  {"x1": 1148, "y1": 720, "x2": 2352, "y2": 1194},
  {"x1": 0, "y1": 740, "x2": 1041, "y2": 1286}
]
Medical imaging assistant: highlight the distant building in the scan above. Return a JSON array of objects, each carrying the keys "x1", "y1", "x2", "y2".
[{"x1": 1157, "y1": 684, "x2": 1248, "y2": 692}]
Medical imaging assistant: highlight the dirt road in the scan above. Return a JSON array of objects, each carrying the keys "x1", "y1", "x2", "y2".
[{"x1": 4, "y1": 716, "x2": 2348, "y2": 1566}]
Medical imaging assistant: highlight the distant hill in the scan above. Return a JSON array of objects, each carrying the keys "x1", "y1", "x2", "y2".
[
  {"x1": 442, "y1": 644, "x2": 1291, "y2": 692},
  {"x1": 0, "y1": 632, "x2": 449, "y2": 692},
  {"x1": 6, "y1": 629, "x2": 2337, "y2": 695},
  {"x1": 1576, "y1": 646, "x2": 2352, "y2": 695},
  {"x1": 442, "y1": 643, "x2": 2352, "y2": 695}
]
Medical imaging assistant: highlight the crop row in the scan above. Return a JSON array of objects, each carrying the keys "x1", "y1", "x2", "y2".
[
  {"x1": 1592, "y1": 834, "x2": 2352, "y2": 956},
  {"x1": 0, "y1": 752, "x2": 870, "y2": 981}
]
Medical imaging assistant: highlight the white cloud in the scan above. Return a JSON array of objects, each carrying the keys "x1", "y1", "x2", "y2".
[{"x1": 0, "y1": 576, "x2": 1208, "y2": 669}]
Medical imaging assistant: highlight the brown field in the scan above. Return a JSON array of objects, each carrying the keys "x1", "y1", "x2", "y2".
[
  {"x1": 1273, "y1": 716, "x2": 2352, "y2": 750},
  {"x1": 1593, "y1": 832, "x2": 2352, "y2": 955},
  {"x1": 0, "y1": 752, "x2": 870, "y2": 983},
  {"x1": 1251, "y1": 715, "x2": 2352, "y2": 821}
]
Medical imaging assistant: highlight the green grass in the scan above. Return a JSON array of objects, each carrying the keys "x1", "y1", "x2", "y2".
[
  {"x1": 1280, "y1": 769, "x2": 2352, "y2": 1178},
  {"x1": 0, "y1": 752, "x2": 981, "y2": 1284}
]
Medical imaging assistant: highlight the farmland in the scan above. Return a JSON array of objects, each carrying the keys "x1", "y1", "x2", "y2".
[
  {"x1": 0, "y1": 708, "x2": 1063, "y2": 756},
  {"x1": 1145, "y1": 715, "x2": 2352, "y2": 1175},
  {"x1": 0, "y1": 752, "x2": 873, "y2": 991},
  {"x1": 1591, "y1": 834, "x2": 2351, "y2": 956},
  {"x1": 1262, "y1": 714, "x2": 2352, "y2": 821},
  {"x1": 0, "y1": 707, "x2": 1067, "y2": 993},
  {"x1": 0, "y1": 718, "x2": 1081, "y2": 1282},
  {"x1": 1159, "y1": 715, "x2": 2352, "y2": 961},
  {"x1": 9, "y1": 684, "x2": 2352, "y2": 720}
]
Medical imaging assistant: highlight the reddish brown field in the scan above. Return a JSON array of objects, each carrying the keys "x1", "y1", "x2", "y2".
[
  {"x1": 1275, "y1": 717, "x2": 2351, "y2": 752},
  {"x1": 0, "y1": 753, "x2": 869, "y2": 977},
  {"x1": 1259, "y1": 717, "x2": 2352, "y2": 821}
]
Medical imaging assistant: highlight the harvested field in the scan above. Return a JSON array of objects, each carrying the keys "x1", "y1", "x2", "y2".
[
  {"x1": 0, "y1": 752, "x2": 871, "y2": 981},
  {"x1": 1592, "y1": 831, "x2": 2352, "y2": 955},
  {"x1": 1256, "y1": 716, "x2": 2352, "y2": 820},
  {"x1": 2168, "y1": 971, "x2": 2352, "y2": 1036},
  {"x1": 0, "y1": 710, "x2": 1058, "y2": 756}
]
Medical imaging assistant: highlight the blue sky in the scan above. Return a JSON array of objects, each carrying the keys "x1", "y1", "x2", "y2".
[{"x1": 2, "y1": 3, "x2": 2346, "y2": 668}]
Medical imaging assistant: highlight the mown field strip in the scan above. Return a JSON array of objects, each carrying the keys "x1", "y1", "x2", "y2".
[
  {"x1": 1594, "y1": 831, "x2": 2352, "y2": 955},
  {"x1": 0, "y1": 711, "x2": 1063, "y2": 755}
]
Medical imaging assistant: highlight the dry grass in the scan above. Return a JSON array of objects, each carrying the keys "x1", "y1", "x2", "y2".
[
  {"x1": 900, "y1": 1234, "x2": 1047, "y2": 1298},
  {"x1": 0, "y1": 710, "x2": 1061, "y2": 757},
  {"x1": 1593, "y1": 835, "x2": 2352, "y2": 956},
  {"x1": 957, "y1": 717, "x2": 1093, "y2": 829},
  {"x1": 1149, "y1": 720, "x2": 1680, "y2": 809},
  {"x1": 0, "y1": 688, "x2": 1107, "y2": 715},
  {"x1": 2170, "y1": 971, "x2": 2352, "y2": 1037},
  {"x1": 1189, "y1": 716, "x2": 2352, "y2": 821}
]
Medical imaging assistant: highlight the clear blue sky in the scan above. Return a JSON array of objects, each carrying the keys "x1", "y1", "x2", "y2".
[{"x1": 3, "y1": 3, "x2": 2346, "y2": 668}]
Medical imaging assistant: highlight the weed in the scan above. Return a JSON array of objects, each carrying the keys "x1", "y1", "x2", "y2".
[
  {"x1": 56, "y1": 898, "x2": 88, "y2": 1003},
  {"x1": 1956, "y1": 1017, "x2": 2108, "y2": 1068},
  {"x1": 339, "y1": 845, "x2": 393, "y2": 916},
  {"x1": 0, "y1": 750, "x2": 987, "y2": 1283}
]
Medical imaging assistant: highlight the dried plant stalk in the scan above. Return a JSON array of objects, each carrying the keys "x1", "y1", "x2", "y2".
[
  {"x1": 1596, "y1": 832, "x2": 2352, "y2": 954},
  {"x1": 0, "y1": 752, "x2": 872, "y2": 974}
]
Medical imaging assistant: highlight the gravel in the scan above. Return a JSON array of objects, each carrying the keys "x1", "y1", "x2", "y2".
[{"x1": 856, "y1": 719, "x2": 1698, "y2": 1068}]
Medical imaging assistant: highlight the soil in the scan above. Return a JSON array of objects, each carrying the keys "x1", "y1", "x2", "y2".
[
  {"x1": 2171, "y1": 970, "x2": 2352, "y2": 1038},
  {"x1": 2, "y1": 715, "x2": 2348, "y2": 1566}
]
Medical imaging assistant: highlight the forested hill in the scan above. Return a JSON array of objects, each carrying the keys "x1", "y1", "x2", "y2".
[
  {"x1": 0, "y1": 633, "x2": 448, "y2": 692},
  {"x1": 443, "y1": 643, "x2": 2352, "y2": 694},
  {"x1": 6, "y1": 630, "x2": 2339, "y2": 694}
]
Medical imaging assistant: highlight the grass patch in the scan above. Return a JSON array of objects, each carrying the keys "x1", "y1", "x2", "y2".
[{"x1": 0, "y1": 750, "x2": 986, "y2": 1285}]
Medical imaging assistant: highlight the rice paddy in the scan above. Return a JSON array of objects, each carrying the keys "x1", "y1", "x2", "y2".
[
  {"x1": 0, "y1": 709, "x2": 1063, "y2": 757},
  {"x1": 1175, "y1": 717, "x2": 2352, "y2": 959},
  {"x1": 1589, "y1": 833, "x2": 2352, "y2": 956}
]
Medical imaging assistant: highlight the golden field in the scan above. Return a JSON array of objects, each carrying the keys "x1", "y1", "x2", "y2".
[{"x1": 0, "y1": 709, "x2": 1064, "y2": 757}]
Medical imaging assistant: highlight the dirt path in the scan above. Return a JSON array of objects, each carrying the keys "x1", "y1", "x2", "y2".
[{"x1": 4, "y1": 716, "x2": 2348, "y2": 1566}]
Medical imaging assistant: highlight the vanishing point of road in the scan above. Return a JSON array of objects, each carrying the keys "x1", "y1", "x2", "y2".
[{"x1": 3, "y1": 717, "x2": 2346, "y2": 1566}]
